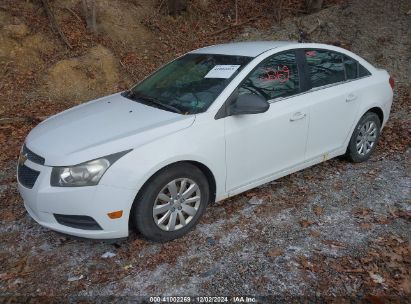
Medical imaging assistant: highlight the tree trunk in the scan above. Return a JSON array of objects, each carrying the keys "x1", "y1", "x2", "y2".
[
  {"x1": 306, "y1": 0, "x2": 324, "y2": 13},
  {"x1": 41, "y1": 0, "x2": 72, "y2": 48},
  {"x1": 235, "y1": 0, "x2": 238, "y2": 24},
  {"x1": 167, "y1": 0, "x2": 187, "y2": 15},
  {"x1": 82, "y1": 0, "x2": 97, "y2": 33}
]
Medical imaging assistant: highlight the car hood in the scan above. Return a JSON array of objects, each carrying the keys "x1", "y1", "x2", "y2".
[{"x1": 26, "y1": 93, "x2": 195, "y2": 166}]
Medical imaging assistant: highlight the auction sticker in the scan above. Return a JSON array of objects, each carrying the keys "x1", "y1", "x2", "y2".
[{"x1": 205, "y1": 65, "x2": 241, "y2": 79}]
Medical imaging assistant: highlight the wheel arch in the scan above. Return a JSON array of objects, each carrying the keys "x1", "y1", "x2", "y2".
[
  {"x1": 128, "y1": 160, "x2": 217, "y2": 228},
  {"x1": 366, "y1": 106, "x2": 384, "y2": 125},
  {"x1": 343, "y1": 105, "x2": 385, "y2": 154}
]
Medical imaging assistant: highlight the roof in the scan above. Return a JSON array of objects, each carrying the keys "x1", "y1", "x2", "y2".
[{"x1": 190, "y1": 41, "x2": 295, "y2": 57}]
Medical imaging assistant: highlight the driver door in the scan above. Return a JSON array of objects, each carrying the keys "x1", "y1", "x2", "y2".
[{"x1": 224, "y1": 51, "x2": 310, "y2": 193}]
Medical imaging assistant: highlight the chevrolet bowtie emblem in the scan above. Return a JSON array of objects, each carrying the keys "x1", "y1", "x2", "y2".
[{"x1": 18, "y1": 153, "x2": 28, "y2": 166}]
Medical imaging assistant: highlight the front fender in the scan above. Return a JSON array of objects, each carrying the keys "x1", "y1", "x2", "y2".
[{"x1": 100, "y1": 112, "x2": 226, "y2": 205}]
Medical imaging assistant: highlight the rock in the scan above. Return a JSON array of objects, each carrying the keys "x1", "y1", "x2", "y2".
[
  {"x1": 3, "y1": 24, "x2": 29, "y2": 38},
  {"x1": 369, "y1": 272, "x2": 385, "y2": 284},
  {"x1": 101, "y1": 251, "x2": 116, "y2": 259},
  {"x1": 44, "y1": 45, "x2": 119, "y2": 102},
  {"x1": 206, "y1": 237, "x2": 216, "y2": 246},
  {"x1": 67, "y1": 274, "x2": 84, "y2": 282},
  {"x1": 248, "y1": 196, "x2": 264, "y2": 205},
  {"x1": 200, "y1": 266, "x2": 219, "y2": 278}
]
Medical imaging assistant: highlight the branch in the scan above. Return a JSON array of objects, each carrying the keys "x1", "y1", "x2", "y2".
[
  {"x1": 0, "y1": 116, "x2": 47, "y2": 125},
  {"x1": 209, "y1": 16, "x2": 261, "y2": 36},
  {"x1": 40, "y1": 0, "x2": 72, "y2": 49},
  {"x1": 64, "y1": 7, "x2": 83, "y2": 23}
]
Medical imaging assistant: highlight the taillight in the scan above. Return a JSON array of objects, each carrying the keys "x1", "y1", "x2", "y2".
[{"x1": 389, "y1": 76, "x2": 395, "y2": 90}]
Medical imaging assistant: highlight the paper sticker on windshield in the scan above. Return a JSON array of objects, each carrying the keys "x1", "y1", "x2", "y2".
[{"x1": 204, "y1": 65, "x2": 241, "y2": 79}]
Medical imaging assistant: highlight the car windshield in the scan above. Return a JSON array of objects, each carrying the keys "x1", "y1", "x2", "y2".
[{"x1": 125, "y1": 53, "x2": 252, "y2": 114}]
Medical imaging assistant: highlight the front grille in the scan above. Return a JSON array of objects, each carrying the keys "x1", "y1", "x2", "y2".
[
  {"x1": 54, "y1": 214, "x2": 103, "y2": 230},
  {"x1": 22, "y1": 144, "x2": 45, "y2": 165},
  {"x1": 18, "y1": 164, "x2": 40, "y2": 189}
]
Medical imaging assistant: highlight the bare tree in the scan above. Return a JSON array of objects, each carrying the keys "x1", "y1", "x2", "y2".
[
  {"x1": 41, "y1": 0, "x2": 72, "y2": 48},
  {"x1": 235, "y1": 0, "x2": 238, "y2": 25},
  {"x1": 306, "y1": 0, "x2": 324, "y2": 13},
  {"x1": 166, "y1": 0, "x2": 187, "y2": 15},
  {"x1": 82, "y1": 0, "x2": 97, "y2": 33}
]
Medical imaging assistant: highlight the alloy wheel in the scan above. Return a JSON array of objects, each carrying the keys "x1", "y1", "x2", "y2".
[
  {"x1": 153, "y1": 178, "x2": 201, "y2": 231},
  {"x1": 356, "y1": 120, "x2": 377, "y2": 156}
]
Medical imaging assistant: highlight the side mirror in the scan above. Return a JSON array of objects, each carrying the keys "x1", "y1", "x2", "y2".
[{"x1": 229, "y1": 93, "x2": 270, "y2": 116}]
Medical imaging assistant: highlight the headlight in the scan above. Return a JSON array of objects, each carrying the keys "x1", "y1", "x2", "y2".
[{"x1": 50, "y1": 150, "x2": 131, "y2": 187}]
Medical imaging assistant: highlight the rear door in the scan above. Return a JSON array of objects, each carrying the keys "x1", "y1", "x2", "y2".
[{"x1": 302, "y1": 49, "x2": 366, "y2": 160}]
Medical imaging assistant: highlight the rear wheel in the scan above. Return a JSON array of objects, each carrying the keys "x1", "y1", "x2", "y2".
[
  {"x1": 132, "y1": 163, "x2": 209, "y2": 242},
  {"x1": 346, "y1": 112, "x2": 381, "y2": 162}
]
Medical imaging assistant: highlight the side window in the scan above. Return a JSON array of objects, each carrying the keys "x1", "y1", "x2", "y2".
[
  {"x1": 359, "y1": 64, "x2": 371, "y2": 77},
  {"x1": 239, "y1": 52, "x2": 300, "y2": 100},
  {"x1": 343, "y1": 55, "x2": 358, "y2": 80},
  {"x1": 343, "y1": 55, "x2": 371, "y2": 80},
  {"x1": 305, "y1": 50, "x2": 345, "y2": 88}
]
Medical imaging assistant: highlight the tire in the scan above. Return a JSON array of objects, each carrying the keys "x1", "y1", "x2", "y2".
[
  {"x1": 131, "y1": 163, "x2": 209, "y2": 242},
  {"x1": 345, "y1": 112, "x2": 381, "y2": 163}
]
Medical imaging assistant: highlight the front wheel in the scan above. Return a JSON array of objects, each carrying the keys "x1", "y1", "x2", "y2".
[
  {"x1": 131, "y1": 163, "x2": 209, "y2": 242},
  {"x1": 346, "y1": 112, "x2": 381, "y2": 163}
]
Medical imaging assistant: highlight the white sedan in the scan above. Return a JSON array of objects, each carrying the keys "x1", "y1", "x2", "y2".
[{"x1": 17, "y1": 41, "x2": 393, "y2": 242}]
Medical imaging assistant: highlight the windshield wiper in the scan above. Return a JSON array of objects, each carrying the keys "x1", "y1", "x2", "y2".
[{"x1": 124, "y1": 90, "x2": 182, "y2": 114}]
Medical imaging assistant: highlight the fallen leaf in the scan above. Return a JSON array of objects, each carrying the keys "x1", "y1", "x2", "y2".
[
  {"x1": 360, "y1": 223, "x2": 371, "y2": 230},
  {"x1": 309, "y1": 229, "x2": 321, "y2": 237},
  {"x1": 322, "y1": 239, "x2": 346, "y2": 248},
  {"x1": 313, "y1": 206, "x2": 323, "y2": 216},
  {"x1": 266, "y1": 248, "x2": 284, "y2": 258},
  {"x1": 299, "y1": 219, "x2": 314, "y2": 228},
  {"x1": 353, "y1": 207, "x2": 370, "y2": 218},
  {"x1": 345, "y1": 268, "x2": 364, "y2": 273},
  {"x1": 0, "y1": 273, "x2": 14, "y2": 281},
  {"x1": 297, "y1": 255, "x2": 314, "y2": 271},
  {"x1": 238, "y1": 266, "x2": 247, "y2": 274},
  {"x1": 365, "y1": 295, "x2": 386, "y2": 304},
  {"x1": 374, "y1": 216, "x2": 390, "y2": 224}
]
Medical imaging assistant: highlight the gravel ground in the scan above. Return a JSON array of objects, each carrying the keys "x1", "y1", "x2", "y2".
[
  {"x1": 0, "y1": 0, "x2": 410, "y2": 301},
  {"x1": 0, "y1": 147, "x2": 410, "y2": 300}
]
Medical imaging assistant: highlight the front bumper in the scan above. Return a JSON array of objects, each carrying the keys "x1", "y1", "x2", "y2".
[{"x1": 17, "y1": 159, "x2": 136, "y2": 239}]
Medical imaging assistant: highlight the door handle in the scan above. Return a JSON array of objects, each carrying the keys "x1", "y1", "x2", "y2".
[
  {"x1": 290, "y1": 112, "x2": 306, "y2": 122},
  {"x1": 346, "y1": 93, "x2": 357, "y2": 102}
]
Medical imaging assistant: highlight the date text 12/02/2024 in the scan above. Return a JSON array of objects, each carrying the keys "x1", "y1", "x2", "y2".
[{"x1": 149, "y1": 296, "x2": 257, "y2": 303}]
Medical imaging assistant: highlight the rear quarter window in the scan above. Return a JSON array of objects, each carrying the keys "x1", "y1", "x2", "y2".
[
  {"x1": 343, "y1": 55, "x2": 371, "y2": 79},
  {"x1": 358, "y1": 64, "x2": 371, "y2": 77},
  {"x1": 343, "y1": 55, "x2": 358, "y2": 80}
]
